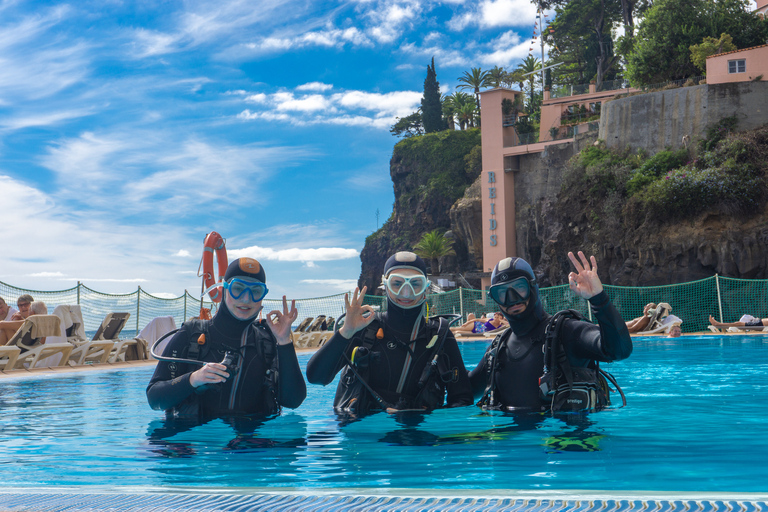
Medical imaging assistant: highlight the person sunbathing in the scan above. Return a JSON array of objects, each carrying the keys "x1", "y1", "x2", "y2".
[
  {"x1": 451, "y1": 312, "x2": 508, "y2": 335},
  {"x1": 709, "y1": 314, "x2": 768, "y2": 328},
  {"x1": 0, "y1": 301, "x2": 48, "y2": 345},
  {"x1": 625, "y1": 303, "x2": 656, "y2": 333}
]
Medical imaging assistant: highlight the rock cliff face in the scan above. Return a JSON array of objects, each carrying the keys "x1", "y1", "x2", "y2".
[{"x1": 358, "y1": 129, "x2": 482, "y2": 292}]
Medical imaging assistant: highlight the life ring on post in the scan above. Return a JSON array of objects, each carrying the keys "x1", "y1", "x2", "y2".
[{"x1": 199, "y1": 231, "x2": 228, "y2": 303}]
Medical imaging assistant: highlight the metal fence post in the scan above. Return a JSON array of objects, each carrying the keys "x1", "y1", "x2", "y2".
[
  {"x1": 136, "y1": 286, "x2": 141, "y2": 334},
  {"x1": 77, "y1": 281, "x2": 81, "y2": 305},
  {"x1": 459, "y1": 287, "x2": 464, "y2": 321},
  {"x1": 715, "y1": 274, "x2": 723, "y2": 323},
  {"x1": 184, "y1": 291, "x2": 187, "y2": 321}
]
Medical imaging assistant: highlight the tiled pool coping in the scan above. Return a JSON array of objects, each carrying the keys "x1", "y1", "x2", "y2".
[{"x1": 0, "y1": 490, "x2": 767, "y2": 511}]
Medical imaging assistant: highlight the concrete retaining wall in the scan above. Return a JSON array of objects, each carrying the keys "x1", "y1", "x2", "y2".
[{"x1": 599, "y1": 82, "x2": 768, "y2": 153}]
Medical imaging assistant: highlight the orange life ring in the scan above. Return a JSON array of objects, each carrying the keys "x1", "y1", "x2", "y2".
[{"x1": 201, "y1": 231, "x2": 228, "y2": 303}]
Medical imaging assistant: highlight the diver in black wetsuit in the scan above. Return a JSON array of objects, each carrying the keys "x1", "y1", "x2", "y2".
[
  {"x1": 469, "y1": 251, "x2": 632, "y2": 412},
  {"x1": 306, "y1": 252, "x2": 473, "y2": 417},
  {"x1": 146, "y1": 257, "x2": 306, "y2": 420}
]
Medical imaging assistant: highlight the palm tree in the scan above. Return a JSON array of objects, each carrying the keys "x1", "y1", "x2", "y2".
[
  {"x1": 457, "y1": 102, "x2": 477, "y2": 129},
  {"x1": 413, "y1": 230, "x2": 456, "y2": 275},
  {"x1": 457, "y1": 67, "x2": 490, "y2": 112},
  {"x1": 486, "y1": 66, "x2": 506, "y2": 88},
  {"x1": 502, "y1": 70, "x2": 527, "y2": 93},
  {"x1": 445, "y1": 92, "x2": 475, "y2": 130},
  {"x1": 516, "y1": 56, "x2": 541, "y2": 110},
  {"x1": 441, "y1": 93, "x2": 456, "y2": 130}
]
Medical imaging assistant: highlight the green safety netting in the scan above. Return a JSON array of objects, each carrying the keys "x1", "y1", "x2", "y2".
[{"x1": 1, "y1": 275, "x2": 765, "y2": 335}]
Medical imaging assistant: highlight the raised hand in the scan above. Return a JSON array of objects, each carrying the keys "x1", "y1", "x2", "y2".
[
  {"x1": 267, "y1": 295, "x2": 299, "y2": 345},
  {"x1": 339, "y1": 286, "x2": 376, "y2": 339},
  {"x1": 567, "y1": 251, "x2": 604, "y2": 300}
]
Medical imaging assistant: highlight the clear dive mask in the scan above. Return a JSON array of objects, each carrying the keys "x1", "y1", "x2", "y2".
[{"x1": 384, "y1": 273, "x2": 429, "y2": 297}]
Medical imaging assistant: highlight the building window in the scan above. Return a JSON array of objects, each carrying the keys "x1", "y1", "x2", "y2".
[{"x1": 728, "y1": 59, "x2": 746, "y2": 74}]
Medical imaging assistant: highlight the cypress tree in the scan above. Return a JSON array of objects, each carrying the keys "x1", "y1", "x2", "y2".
[{"x1": 421, "y1": 57, "x2": 444, "y2": 133}]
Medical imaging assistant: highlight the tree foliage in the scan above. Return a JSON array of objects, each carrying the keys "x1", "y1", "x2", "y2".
[
  {"x1": 390, "y1": 111, "x2": 424, "y2": 138},
  {"x1": 690, "y1": 33, "x2": 737, "y2": 74},
  {"x1": 421, "y1": 57, "x2": 444, "y2": 133},
  {"x1": 413, "y1": 230, "x2": 456, "y2": 275},
  {"x1": 626, "y1": 0, "x2": 768, "y2": 86},
  {"x1": 457, "y1": 67, "x2": 490, "y2": 112}
]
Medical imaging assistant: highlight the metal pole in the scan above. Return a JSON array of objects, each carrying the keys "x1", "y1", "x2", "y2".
[
  {"x1": 136, "y1": 286, "x2": 141, "y2": 334},
  {"x1": 184, "y1": 291, "x2": 187, "y2": 322},
  {"x1": 539, "y1": 2, "x2": 545, "y2": 93},
  {"x1": 77, "y1": 281, "x2": 81, "y2": 305},
  {"x1": 459, "y1": 287, "x2": 464, "y2": 321},
  {"x1": 715, "y1": 274, "x2": 723, "y2": 323}
]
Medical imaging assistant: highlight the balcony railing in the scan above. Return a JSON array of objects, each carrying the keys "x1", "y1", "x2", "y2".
[{"x1": 515, "y1": 131, "x2": 539, "y2": 145}]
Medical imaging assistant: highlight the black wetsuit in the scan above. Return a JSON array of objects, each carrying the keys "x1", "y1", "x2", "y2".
[
  {"x1": 146, "y1": 306, "x2": 306, "y2": 419},
  {"x1": 468, "y1": 291, "x2": 632, "y2": 412},
  {"x1": 306, "y1": 306, "x2": 473, "y2": 414}
]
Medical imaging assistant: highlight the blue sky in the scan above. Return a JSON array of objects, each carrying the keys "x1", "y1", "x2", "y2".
[{"x1": 0, "y1": 0, "x2": 567, "y2": 300}]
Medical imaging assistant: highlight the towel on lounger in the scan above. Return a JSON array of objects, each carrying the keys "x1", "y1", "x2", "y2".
[{"x1": 28, "y1": 315, "x2": 62, "y2": 339}]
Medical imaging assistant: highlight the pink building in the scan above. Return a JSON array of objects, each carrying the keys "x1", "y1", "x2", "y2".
[
  {"x1": 706, "y1": 44, "x2": 768, "y2": 84},
  {"x1": 478, "y1": 82, "x2": 637, "y2": 288},
  {"x1": 756, "y1": 0, "x2": 767, "y2": 16}
]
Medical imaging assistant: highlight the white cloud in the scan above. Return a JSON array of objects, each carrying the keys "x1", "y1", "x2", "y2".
[
  {"x1": 229, "y1": 245, "x2": 359, "y2": 262},
  {"x1": 238, "y1": 87, "x2": 420, "y2": 129},
  {"x1": 27, "y1": 272, "x2": 67, "y2": 278},
  {"x1": 39, "y1": 132, "x2": 315, "y2": 214},
  {"x1": 174, "y1": 250, "x2": 192, "y2": 257},
  {"x1": 247, "y1": 26, "x2": 372, "y2": 53},
  {"x1": 448, "y1": 0, "x2": 540, "y2": 30},
  {"x1": 300, "y1": 279, "x2": 358, "y2": 292},
  {"x1": 296, "y1": 82, "x2": 334, "y2": 92}
]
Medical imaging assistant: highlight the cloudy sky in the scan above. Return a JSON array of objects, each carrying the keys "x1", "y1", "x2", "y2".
[{"x1": 0, "y1": 0, "x2": 553, "y2": 300}]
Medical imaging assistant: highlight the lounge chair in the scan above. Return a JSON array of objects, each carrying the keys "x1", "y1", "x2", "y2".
[
  {"x1": 307, "y1": 315, "x2": 326, "y2": 332},
  {"x1": 47, "y1": 305, "x2": 114, "y2": 366},
  {"x1": 6, "y1": 316, "x2": 73, "y2": 369},
  {"x1": 325, "y1": 317, "x2": 335, "y2": 331},
  {"x1": 0, "y1": 346, "x2": 20, "y2": 371},
  {"x1": 294, "y1": 317, "x2": 314, "y2": 333},
  {"x1": 91, "y1": 312, "x2": 134, "y2": 362}
]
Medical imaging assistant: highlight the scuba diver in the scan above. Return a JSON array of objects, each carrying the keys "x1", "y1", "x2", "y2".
[
  {"x1": 146, "y1": 257, "x2": 306, "y2": 420},
  {"x1": 306, "y1": 251, "x2": 473, "y2": 418},
  {"x1": 469, "y1": 251, "x2": 632, "y2": 413}
]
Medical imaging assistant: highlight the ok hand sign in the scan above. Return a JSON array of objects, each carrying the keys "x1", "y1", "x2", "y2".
[{"x1": 339, "y1": 286, "x2": 376, "y2": 339}]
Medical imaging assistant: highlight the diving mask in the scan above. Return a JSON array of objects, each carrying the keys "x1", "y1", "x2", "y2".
[
  {"x1": 384, "y1": 273, "x2": 429, "y2": 297},
  {"x1": 489, "y1": 277, "x2": 531, "y2": 307},
  {"x1": 223, "y1": 278, "x2": 268, "y2": 302}
]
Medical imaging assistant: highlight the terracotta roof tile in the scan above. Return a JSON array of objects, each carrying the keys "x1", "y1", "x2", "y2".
[{"x1": 707, "y1": 43, "x2": 768, "y2": 59}]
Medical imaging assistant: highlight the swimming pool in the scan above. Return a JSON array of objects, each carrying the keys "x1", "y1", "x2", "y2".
[{"x1": 1, "y1": 335, "x2": 767, "y2": 496}]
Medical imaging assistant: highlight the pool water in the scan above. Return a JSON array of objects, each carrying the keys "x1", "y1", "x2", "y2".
[{"x1": 1, "y1": 335, "x2": 767, "y2": 492}]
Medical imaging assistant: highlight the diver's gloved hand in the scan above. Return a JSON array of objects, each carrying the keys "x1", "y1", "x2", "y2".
[
  {"x1": 267, "y1": 295, "x2": 298, "y2": 345},
  {"x1": 567, "y1": 251, "x2": 604, "y2": 300},
  {"x1": 189, "y1": 362, "x2": 230, "y2": 388},
  {"x1": 339, "y1": 286, "x2": 376, "y2": 339}
]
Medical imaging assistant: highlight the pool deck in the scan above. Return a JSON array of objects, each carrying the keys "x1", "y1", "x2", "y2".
[
  {"x1": 0, "y1": 489, "x2": 766, "y2": 511},
  {"x1": 2, "y1": 331, "x2": 764, "y2": 379}
]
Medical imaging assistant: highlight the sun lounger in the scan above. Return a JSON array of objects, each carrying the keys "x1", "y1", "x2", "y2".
[
  {"x1": 91, "y1": 312, "x2": 135, "y2": 362},
  {"x1": 7, "y1": 316, "x2": 73, "y2": 369},
  {"x1": 325, "y1": 317, "x2": 335, "y2": 331},
  {"x1": 47, "y1": 305, "x2": 114, "y2": 366},
  {"x1": 483, "y1": 326, "x2": 508, "y2": 337},
  {"x1": 294, "y1": 317, "x2": 314, "y2": 333},
  {"x1": 307, "y1": 315, "x2": 326, "y2": 332},
  {"x1": 0, "y1": 346, "x2": 20, "y2": 371}
]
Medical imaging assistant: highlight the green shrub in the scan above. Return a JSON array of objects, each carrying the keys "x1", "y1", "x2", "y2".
[{"x1": 626, "y1": 148, "x2": 689, "y2": 195}]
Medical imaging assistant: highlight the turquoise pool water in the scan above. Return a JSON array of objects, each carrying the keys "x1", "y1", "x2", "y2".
[{"x1": 1, "y1": 335, "x2": 767, "y2": 492}]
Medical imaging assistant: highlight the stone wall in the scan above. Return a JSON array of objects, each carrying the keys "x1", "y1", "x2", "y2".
[{"x1": 599, "y1": 82, "x2": 768, "y2": 153}]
